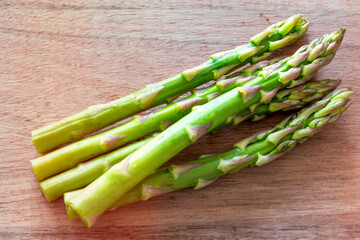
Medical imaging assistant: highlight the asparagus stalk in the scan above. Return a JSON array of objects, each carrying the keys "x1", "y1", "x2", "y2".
[
  {"x1": 32, "y1": 14, "x2": 309, "y2": 153},
  {"x1": 66, "y1": 30, "x2": 345, "y2": 227},
  {"x1": 39, "y1": 136, "x2": 156, "y2": 201},
  {"x1": 66, "y1": 88, "x2": 353, "y2": 220},
  {"x1": 40, "y1": 79, "x2": 340, "y2": 202},
  {"x1": 30, "y1": 57, "x2": 283, "y2": 181}
]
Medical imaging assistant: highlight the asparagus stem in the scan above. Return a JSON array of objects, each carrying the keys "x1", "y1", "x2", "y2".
[
  {"x1": 66, "y1": 88, "x2": 353, "y2": 220},
  {"x1": 66, "y1": 30, "x2": 345, "y2": 227},
  {"x1": 40, "y1": 79, "x2": 339, "y2": 202},
  {"x1": 32, "y1": 15, "x2": 309, "y2": 153},
  {"x1": 39, "y1": 136, "x2": 156, "y2": 201}
]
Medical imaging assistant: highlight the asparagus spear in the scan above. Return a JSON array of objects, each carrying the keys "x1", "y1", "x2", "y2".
[
  {"x1": 30, "y1": 57, "x2": 283, "y2": 181},
  {"x1": 39, "y1": 136, "x2": 156, "y2": 201},
  {"x1": 32, "y1": 14, "x2": 309, "y2": 153},
  {"x1": 40, "y1": 79, "x2": 339, "y2": 202},
  {"x1": 66, "y1": 30, "x2": 345, "y2": 227},
  {"x1": 66, "y1": 88, "x2": 353, "y2": 220}
]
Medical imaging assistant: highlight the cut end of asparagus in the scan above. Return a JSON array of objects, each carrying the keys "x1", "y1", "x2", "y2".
[
  {"x1": 38, "y1": 182, "x2": 54, "y2": 202},
  {"x1": 66, "y1": 199, "x2": 97, "y2": 228},
  {"x1": 64, "y1": 190, "x2": 81, "y2": 220},
  {"x1": 31, "y1": 132, "x2": 47, "y2": 153},
  {"x1": 30, "y1": 159, "x2": 44, "y2": 181},
  {"x1": 66, "y1": 204, "x2": 79, "y2": 221}
]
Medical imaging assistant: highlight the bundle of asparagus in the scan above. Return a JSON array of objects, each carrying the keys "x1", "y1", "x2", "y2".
[
  {"x1": 31, "y1": 14, "x2": 309, "y2": 153},
  {"x1": 29, "y1": 14, "x2": 352, "y2": 228},
  {"x1": 31, "y1": 14, "x2": 310, "y2": 181},
  {"x1": 64, "y1": 88, "x2": 353, "y2": 221},
  {"x1": 40, "y1": 79, "x2": 340, "y2": 202},
  {"x1": 65, "y1": 30, "x2": 345, "y2": 226}
]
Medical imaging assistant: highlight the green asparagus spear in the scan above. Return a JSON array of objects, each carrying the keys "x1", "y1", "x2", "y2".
[
  {"x1": 30, "y1": 57, "x2": 282, "y2": 181},
  {"x1": 65, "y1": 88, "x2": 353, "y2": 220},
  {"x1": 40, "y1": 79, "x2": 339, "y2": 202},
  {"x1": 66, "y1": 30, "x2": 345, "y2": 227},
  {"x1": 39, "y1": 136, "x2": 156, "y2": 201},
  {"x1": 32, "y1": 14, "x2": 309, "y2": 153}
]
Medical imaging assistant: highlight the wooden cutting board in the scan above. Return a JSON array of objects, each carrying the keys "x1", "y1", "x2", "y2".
[{"x1": 1, "y1": 1, "x2": 360, "y2": 239}]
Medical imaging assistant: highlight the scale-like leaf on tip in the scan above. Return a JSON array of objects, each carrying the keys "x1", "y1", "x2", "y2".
[
  {"x1": 176, "y1": 97, "x2": 204, "y2": 112},
  {"x1": 194, "y1": 178, "x2": 219, "y2": 190},
  {"x1": 217, "y1": 156, "x2": 254, "y2": 173},
  {"x1": 141, "y1": 185, "x2": 173, "y2": 201},
  {"x1": 236, "y1": 45, "x2": 265, "y2": 62},
  {"x1": 186, "y1": 123, "x2": 212, "y2": 143},
  {"x1": 100, "y1": 135, "x2": 126, "y2": 151},
  {"x1": 169, "y1": 163, "x2": 204, "y2": 180},
  {"x1": 136, "y1": 86, "x2": 164, "y2": 109},
  {"x1": 267, "y1": 125, "x2": 301, "y2": 145},
  {"x1": 237, "y1": 85, "x2": 263, "y2": 103}
]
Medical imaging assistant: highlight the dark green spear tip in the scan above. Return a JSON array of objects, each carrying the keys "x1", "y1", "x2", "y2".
[{"x1": 306, "y1": 79, "x2": 341, "y2": 94}]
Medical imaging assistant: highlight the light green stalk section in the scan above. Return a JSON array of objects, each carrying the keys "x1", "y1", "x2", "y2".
[
  {"x1": 66, "y1": 30, "x2": 345, "y2": 227},
  {"x1": 32, "y1": 15, "x2": 309, "y2": 153},
  {"x1": 66, "y1": 88, "x2": 353, "y2": 220},
  {"x1": 39, "y1": 136, "x2": 155, "y2": 201},
  {"x1": 40, "y1": 79, "x2": 339, "y2": 202}
]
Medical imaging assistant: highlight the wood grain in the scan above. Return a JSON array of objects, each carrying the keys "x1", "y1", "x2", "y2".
[{"x1": 1, "y1": 0, "x2": 360, "y2": 239}]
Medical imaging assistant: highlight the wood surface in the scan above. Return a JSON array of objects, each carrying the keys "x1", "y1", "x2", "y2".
[{"x1": 1, "y1": 0, "x2": 360, "y2": 239}]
